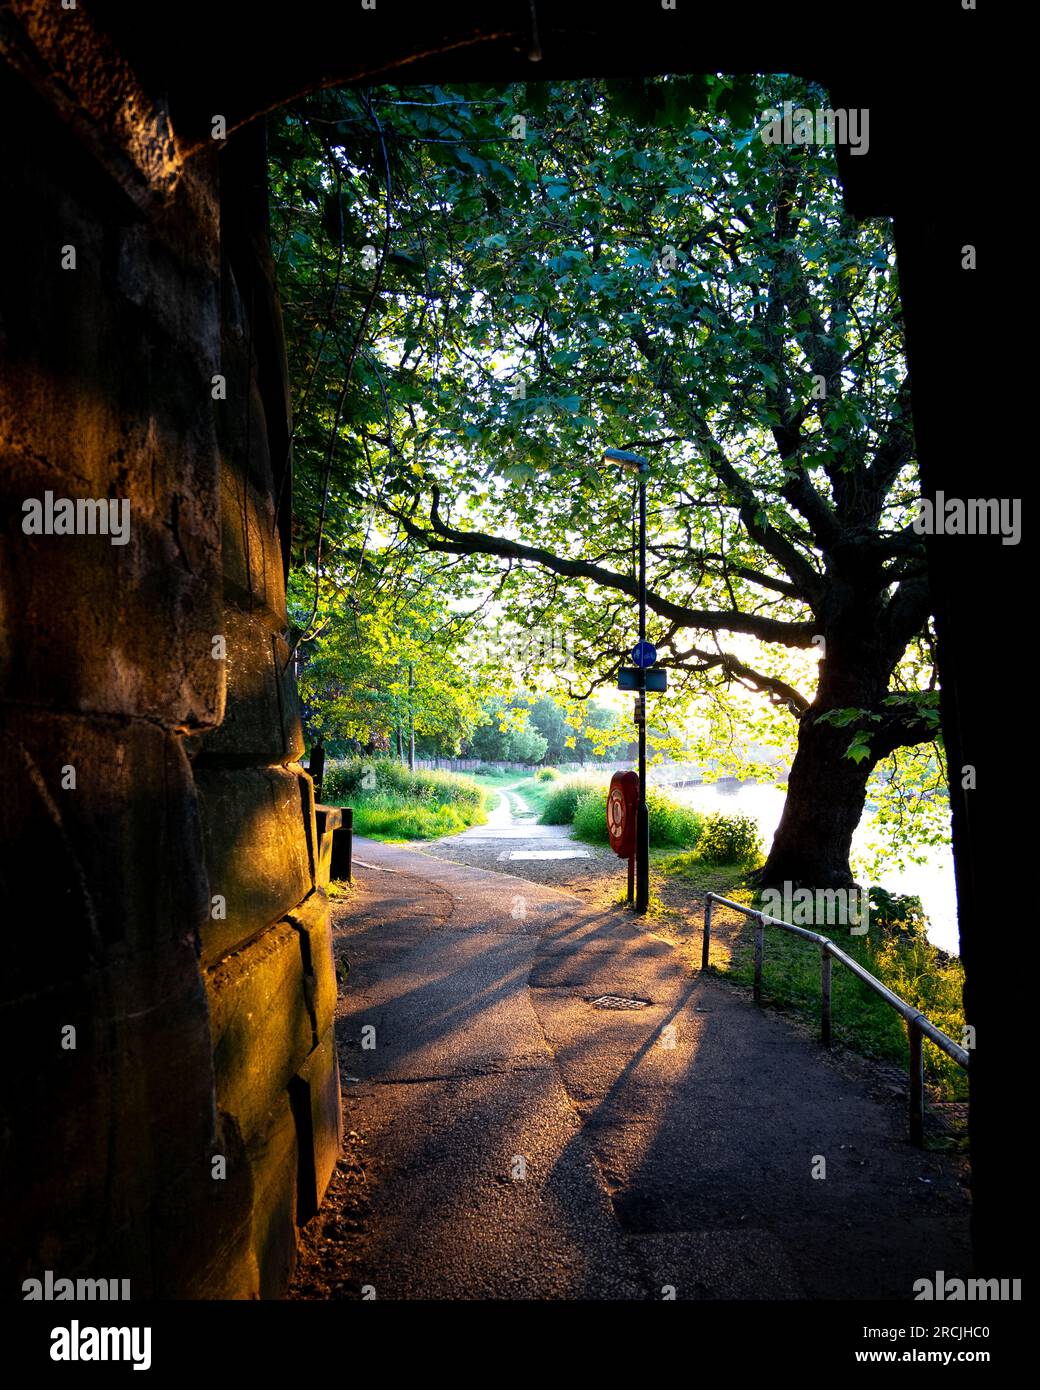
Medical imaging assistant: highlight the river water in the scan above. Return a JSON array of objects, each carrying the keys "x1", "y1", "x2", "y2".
[{"x1": 665, "y1": 778, "x2": 960, "y2": 956}]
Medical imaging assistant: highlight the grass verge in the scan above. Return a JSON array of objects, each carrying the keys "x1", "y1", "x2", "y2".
[
  {"x1": 657, "y1": 851, "x2": 968, "y2": 1104},
  {"x1": 321, "y1": 758, "x2": 487, "y2": 841}
]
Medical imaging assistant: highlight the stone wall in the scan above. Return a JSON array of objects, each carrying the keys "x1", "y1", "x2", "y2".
[{"x1": 0, "y1": 5, "x2": 339, "y2": 1298}]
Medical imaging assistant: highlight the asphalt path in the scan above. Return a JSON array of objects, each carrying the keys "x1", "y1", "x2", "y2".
[{"x1": 325, "y1": 829, "x2": 971, "y2": 1300}]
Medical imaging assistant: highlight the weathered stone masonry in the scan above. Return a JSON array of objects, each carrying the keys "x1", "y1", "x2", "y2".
[{"x1": 0, "y1": 4, "x2": 339, "y2": 1297}]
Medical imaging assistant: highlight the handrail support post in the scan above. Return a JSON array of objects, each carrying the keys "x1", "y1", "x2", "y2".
[
  {"x1": 698, "y1": 891, "x2": 965, "y2": 1143},
  {"x1": 908, "y1": 1019, "x2": 925, "y2": 1147},
  {"x1": 820, "y1": 946, "x2": 832, "y2": 1047}
]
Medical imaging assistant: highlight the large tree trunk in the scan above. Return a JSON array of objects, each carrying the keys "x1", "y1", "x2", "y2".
[
  {"x1": 758, "y1": 708, "x2": 872, "y2": 888},
  {"x1": 758, "y1": 629, "x2": 897, "y2": 888},
  {"x1": 756, "y1": 600, "x2": 917, "y2": 889}
]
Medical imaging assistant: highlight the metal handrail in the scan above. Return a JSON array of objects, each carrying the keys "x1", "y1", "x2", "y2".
[{"x1": 702, "y1": 892, "x2": 969, "y2": 1147}]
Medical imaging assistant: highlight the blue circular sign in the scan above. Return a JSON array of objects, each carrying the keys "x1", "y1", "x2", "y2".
[{"x1": 631, "y1": 640, "x2": 657, "y2": 669}]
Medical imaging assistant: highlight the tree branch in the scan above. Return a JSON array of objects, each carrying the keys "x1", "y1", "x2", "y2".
[
  {"x1": 391, "y1": 490, "x2": 818, "y2": 649},
  {"x1": 665, "y1": 642, "x2": 810, "y2": 714}
]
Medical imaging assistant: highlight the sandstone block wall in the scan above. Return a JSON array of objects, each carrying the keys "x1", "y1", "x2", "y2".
[{"x1": 0, "y1": 6, "x2": 340, "y2": 1299}]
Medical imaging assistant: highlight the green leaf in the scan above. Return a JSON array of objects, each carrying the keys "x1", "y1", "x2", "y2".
[{"x1": 846, "y1": 733, "x2": 873, "y2": 765}]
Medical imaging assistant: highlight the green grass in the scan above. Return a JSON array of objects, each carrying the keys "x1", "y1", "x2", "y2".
[
  {"x1": 656, "y1": 850, "x2": 968, "y2": 1103},
  {"x1": 322, "y1": 758, "x2": 487, "y2": 841},
  {"x1": 467, "y1": 768, "x2": 544, "y2": 817},
  {"x1": 658, "y1": 850, "x2": 754, "y2": 897},
  {"x1": 538, "y1": 776, "x2": 604, "y2": 825},
  {"x1": 727, "y1": 917, "x2": 968, "y2": 1101},
  {"x1": 349, "y1": 795, "x2": 476, "y2": 839},
  {"x1": 468, "y1": 769, "x2": 532, "y2": 785},
  {"x1": 509, "y1": 774, "x2": 551, "y2": 818},
  {"x1": 468, "y1": 769, "x2": 531, "y2": 788},
  {"x1": 541, "y1": 777, "x2": 703, "y2": 850}
]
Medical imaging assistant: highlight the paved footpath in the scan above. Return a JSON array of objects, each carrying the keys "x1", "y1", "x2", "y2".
[{"x1": 328, "y1": 834, "x2": 970, "y2": 1301}]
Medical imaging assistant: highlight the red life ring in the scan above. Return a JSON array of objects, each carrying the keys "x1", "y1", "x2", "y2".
[{"x1": 607, "y1": 771, "x2": 640, "y2": 859}]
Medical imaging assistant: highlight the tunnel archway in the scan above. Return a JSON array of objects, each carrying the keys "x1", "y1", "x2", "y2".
[{"x1": 0, "y1": 1, "x2": 1015, "y2": 1297}]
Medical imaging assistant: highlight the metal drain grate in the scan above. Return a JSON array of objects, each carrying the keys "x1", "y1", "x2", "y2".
[{"x1": 588, "y1": 994, "x2": 652, "y2": 1010}]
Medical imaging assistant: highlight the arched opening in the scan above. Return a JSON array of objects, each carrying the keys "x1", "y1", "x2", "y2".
[{"x1": 1, "y1": 1, "x2": 1016, "y2": 1315}]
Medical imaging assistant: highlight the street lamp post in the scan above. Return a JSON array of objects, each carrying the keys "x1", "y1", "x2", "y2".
[{"x1": 603, "y1": 448, "x2": 651, "y2": 913}]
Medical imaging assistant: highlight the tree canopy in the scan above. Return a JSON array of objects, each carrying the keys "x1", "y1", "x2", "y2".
[{"x1": 270, "y1": 73, "x2": 945, "y2": 883}]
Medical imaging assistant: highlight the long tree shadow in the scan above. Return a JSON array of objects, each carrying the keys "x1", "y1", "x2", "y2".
[{"x1": 530, "y1": 902, "x2": 972, "y2": 1300}]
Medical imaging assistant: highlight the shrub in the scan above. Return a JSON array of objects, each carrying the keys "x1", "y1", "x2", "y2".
[
  {"x1": 696, "y1": 812, "x2": 763, "y2": 865},
  {"x1": 349, "y1": 794, "x2": 468, "y2": 840},
  {"x1": 539, "y1": 777, "x2": 601, "y2": 824},
  {"x1": 537, "y1": 766, "x2": 561, "y2": 782},
  {"x1": 324, "y1": 758, "x2": 481, "y2": 809},
  {"x1": 572, "y1": 789, "x2": 610, "y2": 841},
  {"x1": 868, "y1": 887, "x2": 928, "y2": 939},
  {"x1": 320, "y1": 758, "x2": 486, "y2": 839},
  {"x1": 473, "y1": 763, "x2": 503, "y2": 777},
  {"x1": 570, "y1": 786, "x2": 702, "y2": 849},
  {"x1": 869, "y1": 931, "x2": 966, "y2": 1096},
  {"x1": 646, "y1": 789, "x2": 703, "y2": 848},
  {"x1": 319, "y1": 761, "x2": 365, "y2": 802}
]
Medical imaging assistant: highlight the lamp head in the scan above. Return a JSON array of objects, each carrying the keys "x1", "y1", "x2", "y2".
[{"x1": 602, "y1": 447, "x2": 650, "y2": 473}]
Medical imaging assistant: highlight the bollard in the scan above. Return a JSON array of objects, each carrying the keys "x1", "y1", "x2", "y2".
[
  {"x1": 330, "y1": 806, "x2": 353, "y2": 883},
  {"x1": 701, "y1": 895, "x2": 713, "y2": 972},
  {"x1": 313, "y1": 804, "x2": 342, "y2": 890}
]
